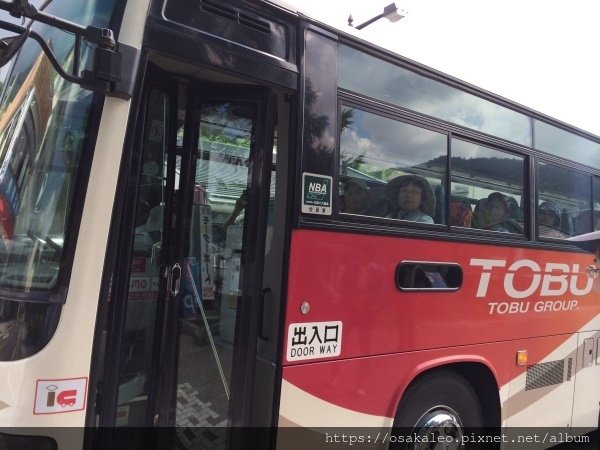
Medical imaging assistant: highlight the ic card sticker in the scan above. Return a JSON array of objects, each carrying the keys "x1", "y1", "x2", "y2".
[{"x1": 34, "y1": 377, "x2": 88, "y2": 414}]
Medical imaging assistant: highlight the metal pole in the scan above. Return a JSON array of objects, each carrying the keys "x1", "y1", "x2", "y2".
[
  {"x1": 186, "y1": 263, "x2": 230, "y2": 400},
  {"x1": 355, "y1": 13, "x2": 384, "y2": 30}
]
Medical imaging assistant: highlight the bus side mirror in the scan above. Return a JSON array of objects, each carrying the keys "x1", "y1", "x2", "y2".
[
  {"x1": 0, "y1": 29, "x2": 28, "y2": 67},
  {"x1": 0, "y1": 4, "x2": 139, "y2": 99}
]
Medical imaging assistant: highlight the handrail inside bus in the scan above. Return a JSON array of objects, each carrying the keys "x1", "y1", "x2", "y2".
[{"x1": 0, "y1": 0, "x2": 139, "y2": 99}]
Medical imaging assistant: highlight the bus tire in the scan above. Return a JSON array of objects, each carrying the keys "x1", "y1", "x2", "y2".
[{"x1": 391, "y1": 370, "x2": 484, "y2": 449}]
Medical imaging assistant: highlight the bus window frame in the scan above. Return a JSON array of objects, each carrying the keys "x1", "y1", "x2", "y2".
[
  {"x1": 329, "y1": 37, "x2": 600, "y2": 249},
  {"x1": 336, "y1": 95, "x2": 449, "y2": 229},
  {"x1": 535, "y1": 158, "x2": 599, "y2": 240},
  {"x1": 334, "y1": 93, "x2": 533, "y2": 242}
]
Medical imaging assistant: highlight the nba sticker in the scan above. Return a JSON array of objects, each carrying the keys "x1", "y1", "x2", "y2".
[
  {"x1": 34, "y1": 378, "x2": 87, "y2": 414},
  {"x1": 287, "y1": 321, "x2": 342, "y2": 361},
  {"x1": 301, "y1": 173, "x2": 332, "y2": 215}
]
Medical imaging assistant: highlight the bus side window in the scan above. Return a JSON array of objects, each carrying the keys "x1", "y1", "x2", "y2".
[
  {"x1": 338, "y1": 107, "x2": 447, "y2": 224},
  {"x1": 451, "y1": 139, "x2": 525, "y2": 235},
  {"x1": 538, "y1": 162, "x2": 592, "y2": 238}
]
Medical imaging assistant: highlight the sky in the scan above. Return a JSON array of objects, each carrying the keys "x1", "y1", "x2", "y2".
[
  {"x1": 283, "y1": 0, "x2": 600, "y2": 137},
  {"x1": 0, "y1": 0, "x2": 597, "y2": 137}
]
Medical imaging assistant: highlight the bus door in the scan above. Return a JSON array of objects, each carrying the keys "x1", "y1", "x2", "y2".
[
  {"x1": 158, "y1": 83, "x2": 278, "y2": 442},
  {"x1": 104, "y1": 66, "x2": 280, "y2": 448}
]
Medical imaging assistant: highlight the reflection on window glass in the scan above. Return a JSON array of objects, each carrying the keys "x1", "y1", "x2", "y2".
[
  {"x1": 0, "y1": 68, "x2": 90, "y2": 294},
  {"x1": 0, "y1": 0, "x2": 119, "y2": 361},
  {"x1": 451, "y1": 139, "x2": 525, "y2": 234},
  {"x1": 0, "y1": 31, "x2": 95, "y2": 292},
  {"x1": 197, "y1": 102, "x2": 255, "y2": 230},
  {"x1": 339, "y1": 107, "x2": 446, "y2": 224},
  {"x1": 338, "y1": 45, "x2": 532, "y2": 146},
  {"x1": 534, "y1": 120, "x2": 600, "y2": 170},
  {"x1": 116, "y1": 88, "x2": 171, "y2": 422},
  {"x1": 594, "y1": 177, "x2": 600, "y2": 232},
  {"x1": 538, "y1": 162, "x2": 591, "y2": 237},
  {"x1": 179, "y1": 101, "x2": 257, "y2": 430}
]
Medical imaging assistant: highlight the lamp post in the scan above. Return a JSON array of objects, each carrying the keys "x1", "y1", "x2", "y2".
[{"x1": 348, "y1": 3, "x2": 405, "y2": 30}]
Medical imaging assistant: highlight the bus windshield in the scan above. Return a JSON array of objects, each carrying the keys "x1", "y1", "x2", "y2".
[
  {"x1": 0, "y1": 0, "x2": 120, "y2": 361},
  {"x1": 0, "y1": 0, "x2": 117, "y2": 298}
]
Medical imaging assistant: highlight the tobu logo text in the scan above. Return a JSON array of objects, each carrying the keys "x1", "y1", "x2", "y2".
[{"x1": 470, "y1": 258, "x2": 593, "y2": 299}]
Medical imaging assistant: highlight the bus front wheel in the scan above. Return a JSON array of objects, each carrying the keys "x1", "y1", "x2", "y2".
[{"x1": 391, "y1": 370, "x2": 484, "y2": 449}]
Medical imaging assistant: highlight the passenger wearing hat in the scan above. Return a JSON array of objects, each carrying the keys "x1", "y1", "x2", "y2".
[
  {"x1": 342, "y1": 179, "x2": 369, "y2": 214},
  {"x1": 479, "y1": 192, "x2": 526, "y2": 234},
  {"x1": 481, "y1": 192, "x2": 512, "y2": 232},
  {"x1": 385, "y1": 174, "x2": 435, "y2": 224},
  {"x1": 539, "y1": 200, "x2": 566, "y2": 238}
]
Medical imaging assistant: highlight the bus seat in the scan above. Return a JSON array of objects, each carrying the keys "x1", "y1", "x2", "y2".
[
  {"x1": 364, "y1": 185, "x2": 389, "y2": 216},
  {"x1": 560, "y1": 211, "x2": 573, "y2": 236},
  {"x1": 449, "y1": 199, "x2": 473, "y2": 227},
  {"x1": 472, "y1": 198, "x2": 487, "y2": 229},
  {"x1": 506, "y1": 197, "x2": 523, "y2": 222},
  {"x1": 573, "y1": 211, "x2": 593, "y2": 235}
]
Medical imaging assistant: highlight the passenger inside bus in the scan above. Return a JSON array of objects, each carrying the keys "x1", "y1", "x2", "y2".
[
  {"x1": 384, "y1": 174, "x2": 435, "y2": 224},
  {"x1": 449, "y1": 199, "x2": 473, "y2": 228},
  {"x1": 538, "y1": 200, "x2": 566, "y2": 239},
  {"x1": 340, "y1": 179, "x2": 368, "y2": 214},
  {"x1": 145, "y1": 204, "x2": 164, "y2": 243},
  {"x1": 223, "y1": 190, "x2": 247, "y2": 229},
  {"x1": 476, "y1": 192, "x2": 522, "y2": 234},
  {"x1": 133, "y1": 200, "x2": 153, "y2": 247}
]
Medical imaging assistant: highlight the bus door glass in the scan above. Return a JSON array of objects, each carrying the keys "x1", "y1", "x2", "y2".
[
  {"x1": 110, "y1": 76, "x2": 276, "y2": 440},
  {"x1": 111, "y1": 67, "x2": 180, "y2": 431},
  {"x1": 166, "y1": 85, "x2": 276, "y2": 444}
]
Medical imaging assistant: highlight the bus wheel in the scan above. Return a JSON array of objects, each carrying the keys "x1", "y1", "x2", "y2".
[{"x1": 391, "y1": 370, "x2": 484, "y2": 449}]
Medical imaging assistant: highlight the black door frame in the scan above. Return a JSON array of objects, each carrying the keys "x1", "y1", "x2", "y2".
[
  {"x1": 152, "y1": 82, "x2": 277, "y2": 440},
  {"x1": 90, "y1": 60, "x2": 181, "y2": 449}
]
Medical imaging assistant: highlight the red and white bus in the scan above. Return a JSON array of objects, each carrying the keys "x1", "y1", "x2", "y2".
[{"x1": 0, "y1": 0, "x2": 598, "y2": 448}]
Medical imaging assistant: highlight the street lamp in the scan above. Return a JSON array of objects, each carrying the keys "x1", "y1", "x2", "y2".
[{"x1": 348, "y1": 3, "x2": 405, "y2": 30}]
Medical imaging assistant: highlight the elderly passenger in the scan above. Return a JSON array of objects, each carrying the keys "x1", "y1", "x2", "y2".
[{"x1": 385, "y1": 174, "x2": 435, "y2": 224}]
